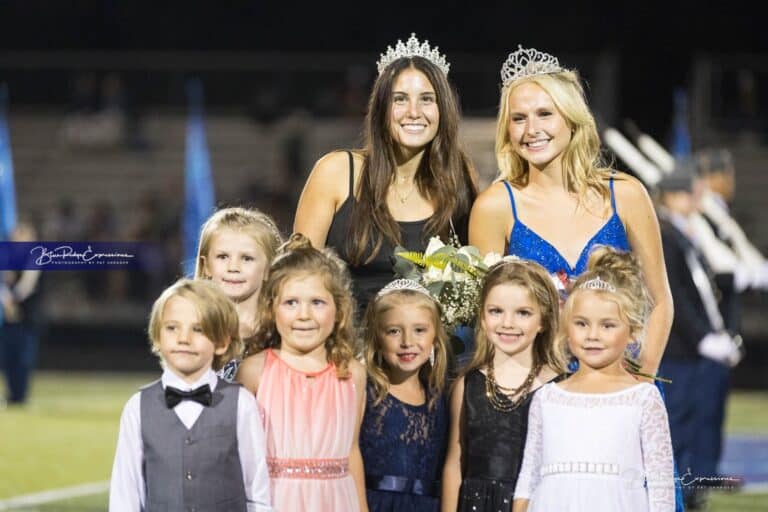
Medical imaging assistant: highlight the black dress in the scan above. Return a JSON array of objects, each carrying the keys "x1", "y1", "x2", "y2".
[
  {"x1": 325, "y1": 152, "x2": 428, "y2": 313},
  {"x1": 458, "y1": 369, "x2": 558, "y2": 512}
]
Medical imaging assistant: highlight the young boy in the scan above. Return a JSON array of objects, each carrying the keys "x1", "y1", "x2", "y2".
[{"x1": 109, "y1": 279, "x2": 272, "y2": 511}]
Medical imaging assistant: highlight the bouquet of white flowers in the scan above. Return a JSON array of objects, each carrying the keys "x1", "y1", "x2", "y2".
[{"x1": 393, "y1": 236, "x2": 506, "y2": 330}]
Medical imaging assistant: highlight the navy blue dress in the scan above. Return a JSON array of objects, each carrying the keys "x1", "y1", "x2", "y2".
[{"x1": 360, "y1": 381, "x2": 448, "y2": 512}]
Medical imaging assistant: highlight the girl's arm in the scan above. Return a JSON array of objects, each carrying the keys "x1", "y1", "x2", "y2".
[
  {"x1": 236, "y1": 352, "x2": 267, "y2": 395},
  {"x1": 293, "y1": 151, "x2": 350, "y2": 248},
  {"x1": 441, "y1": 376, "x2": 465, "y2": 512},
  {"x1": 469, "y1": 182, "x2": 513, "y2": 255},
  {"x1": 617, "y1": 175, "x2": 674, "y2": 376},
  {"x1": 641, "y1": 385, "x2": 676, "y2": 512},
  {"x1": 349, "y1": 360, "x2": 369, "y2": 512},
  {"x1": 512, "y1": 387, "x2": 545, "y2": 511}
]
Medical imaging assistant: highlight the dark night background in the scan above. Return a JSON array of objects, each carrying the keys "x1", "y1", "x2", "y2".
[{"x1": 1, "y1": 2, "x2": 766, "y2": 140}]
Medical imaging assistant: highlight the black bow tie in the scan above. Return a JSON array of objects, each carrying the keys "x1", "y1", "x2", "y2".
[{"x1": 164, "y1": 384, "x2": 213, "y2": 408}]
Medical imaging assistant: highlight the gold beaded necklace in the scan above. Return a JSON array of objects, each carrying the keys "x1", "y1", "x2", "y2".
[{"x1": 484, "y1": 360, "x2": 541, "y2": 412}]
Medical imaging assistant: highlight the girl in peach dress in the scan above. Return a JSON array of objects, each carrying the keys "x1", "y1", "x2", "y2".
[{"x1": 239, "y1": 234, "x2": 368, "y2": 511}]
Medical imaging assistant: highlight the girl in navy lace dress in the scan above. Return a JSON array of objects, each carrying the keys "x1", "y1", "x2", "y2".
[{"x1": 360, "y1": 279, "x2": 451, "y2": 512}]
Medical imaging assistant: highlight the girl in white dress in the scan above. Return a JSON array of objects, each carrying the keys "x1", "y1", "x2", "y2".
[{"x1": 513, "y1": 247, "x2": 674, "y2": 512}]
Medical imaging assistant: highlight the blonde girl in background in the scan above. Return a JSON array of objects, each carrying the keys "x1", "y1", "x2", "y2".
[{"x1": 195, "y1": 206, "x2": 282, "y2": 380}]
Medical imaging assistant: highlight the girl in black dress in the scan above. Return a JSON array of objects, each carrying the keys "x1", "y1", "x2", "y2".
[{"x1": 441, "y1": 259, "x2": 564, "y2": 512}]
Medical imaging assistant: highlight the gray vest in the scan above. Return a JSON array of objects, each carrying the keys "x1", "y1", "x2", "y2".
[{"x1": 140, "y1": 378, "x2": 247, "y2": 512}]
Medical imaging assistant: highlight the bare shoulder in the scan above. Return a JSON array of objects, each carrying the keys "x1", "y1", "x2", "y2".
[
  {"x1": 236, "y1": 351, "x2": 267, "y2": 393},
  {"x1": 609, "y1": 171, "x2": 652, "y2": 205},
  {"x1": 472, "y1": 180, "x2": 513, "y2": 215},
  {"x1": 311, "y1": 150, "x2": 355, "y2": 183}
]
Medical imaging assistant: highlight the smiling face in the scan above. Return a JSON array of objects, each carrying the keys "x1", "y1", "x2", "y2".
[
  {"x1": 158, "y1": 295, "x2": 229, "y2": 384},
  {"x1": 274, "y1": 273, "x2": 337, "y2": 358},
  {"x1": 481, "y1": 283, "x2": 543, "y2": 359},
  {"x1": 389, "y1": 67, "x2": 439, "y2": 156},
  {"x1": 566, "y1": 290, "x2": 631, "y2": 371},
  {"x1": 507, "y1": 82, "x2": 572, "y2": 173},
  {"x1": 202, "y1": 228, "x2": 268, "y2": 303},
  {"x1": 377, "y1": 300, "x2": 436, "y2": 381}
]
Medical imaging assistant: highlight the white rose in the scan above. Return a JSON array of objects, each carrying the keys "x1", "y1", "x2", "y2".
[
  {"x1": 483, "y1": 252, "x2": 503, "y2": 267},
  {"x1": 424, "y1": 236, "x2": 445, "y2": 256},
  {"x1": 444, "y1": 263, "x2": 467, "y2": 282},
  {"x1": 423, "y1": 265, "x2": 444, "y2": 284}
]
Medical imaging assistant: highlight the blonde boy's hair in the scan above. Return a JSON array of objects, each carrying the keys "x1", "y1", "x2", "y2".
[{"x1": 148, "y1": 279, "x2": 241, "y2": 370}]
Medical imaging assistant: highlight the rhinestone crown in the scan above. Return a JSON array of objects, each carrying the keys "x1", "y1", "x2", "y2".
[
  {"x1": 501, "y1": 45, "x2": 563, "y2": 86},
  {"x1": 376, "y1": 33, "x2": 450, "y2": 76},
  {"x1": 578, "y1": 276, "x2": 617, "y2": 293},
  {"x1": 376, "y1": 278, "x2": 432, "y2": 299}
]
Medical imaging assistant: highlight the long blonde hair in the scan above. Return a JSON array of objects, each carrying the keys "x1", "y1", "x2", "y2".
[
  {"x1": 465, "y1": 259, "x2": 565, "y2": 375},
  {"x1": 244, "y1": 234, "x2": 356, "y2": 379},
  {"x1": 362, "y1": 289, "x2": 449, "y2": 409},
  {"x1": 495, "y1": 70, "x2": 612, "y2": 209}
]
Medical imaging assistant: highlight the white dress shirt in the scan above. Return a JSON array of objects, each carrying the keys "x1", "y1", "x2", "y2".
[{"x1": 109, "y1": 368, "x2": 272, "y2": 511}]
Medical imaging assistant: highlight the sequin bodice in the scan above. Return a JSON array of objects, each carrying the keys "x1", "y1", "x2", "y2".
[{"x1": 503, "y1": 177, "x2": 630, "y2": 277}]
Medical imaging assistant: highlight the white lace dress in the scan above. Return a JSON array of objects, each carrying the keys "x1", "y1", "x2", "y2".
[{"x1": 514, "y1": 382, "x2": 675, "y2": 512}]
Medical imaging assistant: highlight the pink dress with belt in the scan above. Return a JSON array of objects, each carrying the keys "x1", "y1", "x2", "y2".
[{"x1": 257, "y1": 348, "x2": 360, "y2": 511}]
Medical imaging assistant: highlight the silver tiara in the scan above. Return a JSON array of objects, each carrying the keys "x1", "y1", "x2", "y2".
[
  {"x1": 578, "y1": 276, "x2": 616, "y2": 293},
  {"x1": 376, "y1": 278, "x2": 432, "y2": 299},
  {"x1": 501, "y1": 45, "x2": 563, "y2": 87},
  {"x1": 376, "y1": 33, "x2": 450, "y2": 76}
]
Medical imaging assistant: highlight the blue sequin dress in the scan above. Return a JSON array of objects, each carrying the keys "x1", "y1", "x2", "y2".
[
  {"x1": 360, "y1": 381, "x2": 448, "y2": 512},
  {"x1": 502, "y1": 174, "x2": 630, "y2": 277}
]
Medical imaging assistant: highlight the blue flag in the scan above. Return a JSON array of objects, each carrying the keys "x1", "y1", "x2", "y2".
[
  {"x1": 0, "y1": 84, "x2": 17, "y2": 242},
  {"x1": 0, "y1": 84, "x2": 17, "y2": 324},
  {"x1": 182, "y1": 79, "x2": 215, "y2": 277},
  {"x1": 670, "y1": 88, "x2": 692, "y2": 158}
]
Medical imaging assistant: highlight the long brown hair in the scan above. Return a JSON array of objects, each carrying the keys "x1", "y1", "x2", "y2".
[
  {"x1": 348, "y1": 56, "x2": 478, "y2": 265},
  {"x1": 244, "y1": 234, "x2": 357, "y2": 378},
  {"x1": 362, "y1": 289, "x2": 449, "y2": 409},
  {"x1": 465, "y1": 259, "x2": 565, "y2": 375}
]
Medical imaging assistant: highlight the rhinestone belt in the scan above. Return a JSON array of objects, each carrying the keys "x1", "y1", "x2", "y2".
[{"x1": 267, "y1": 457, "x2": 350, "y2": 479}]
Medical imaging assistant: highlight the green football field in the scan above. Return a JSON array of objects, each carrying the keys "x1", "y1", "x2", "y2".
[{"x1": 1, "y1": 372, "x2": 766, "y2": 511}]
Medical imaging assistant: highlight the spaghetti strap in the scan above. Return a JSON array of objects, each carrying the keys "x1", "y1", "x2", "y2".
[
  {"x1": 346, "y1": 151, "x2": 354, "y2": 199},
  {"x1": 502, "y1": 180, "x2": 519, "y2": 221},
  {"x1": 609, "y1": 171, "x2": 618, "y2": 214}
]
